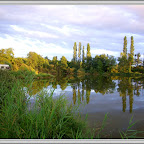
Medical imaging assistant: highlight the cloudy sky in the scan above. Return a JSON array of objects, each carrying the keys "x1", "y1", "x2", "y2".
[{"x1": 0, "y1": 5, "x2": 144, "y2": 60}]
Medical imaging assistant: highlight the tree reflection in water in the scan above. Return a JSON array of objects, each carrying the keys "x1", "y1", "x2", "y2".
[{"x1": 25, "y1": 76, "x2": 144, "y2": 113}]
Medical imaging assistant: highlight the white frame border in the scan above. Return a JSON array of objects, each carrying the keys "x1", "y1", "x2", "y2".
[
  {"x1": 0, "y1": 1, "x2": 144, "y2": 143},
  {"x1": 0, "y1": 1, "x2": 144, "y2": 4}
]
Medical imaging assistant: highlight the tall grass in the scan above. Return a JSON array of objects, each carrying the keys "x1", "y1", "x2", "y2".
[
  {"x1": 119, "y1": 116, "x2": 144, "y2": 139},
  {"x1": 0, "y1": 70, "x2": 91, "y2": 138}
]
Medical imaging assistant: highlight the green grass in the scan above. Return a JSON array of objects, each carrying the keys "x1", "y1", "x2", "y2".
[
  {"x1": 119, "y1": 116, "x2": 144, "y2": 139},
  {"x1": 10, "y1": 69, "x2": 54, "y2": 80},
  {"x1": 0, "y1": 70, "x2": 91, "y2": 138}
]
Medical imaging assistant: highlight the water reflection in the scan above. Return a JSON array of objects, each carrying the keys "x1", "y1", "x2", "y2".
[
  {"x1": 71, "y1": 76, "x2": 116, "y2": 104},
  {"x1": 25, "y1": 76, "x2": 144, "y2": 113},
  {"x1": 117, "y1": 77, "x2": 133, "y2": 113}
]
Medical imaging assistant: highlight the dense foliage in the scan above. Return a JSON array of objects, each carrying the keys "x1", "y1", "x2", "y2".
[
  {"x1": 118, "y1": 36, "x2": 143, "y2": 74},
  {"x1": 0, "y1": 36, "x2": 143, "y2": 76}
]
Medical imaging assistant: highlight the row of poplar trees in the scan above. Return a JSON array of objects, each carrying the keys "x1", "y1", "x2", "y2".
[
  {"x1": 73, "y1": 42, "x2": 91, "y2": 63},
  {"x1": 118, "y1": 36, "x2": 135, "y2": 73},
  {"x1": 73, "y1": 36, "x2": 136, "y2": 74},
  {"x1": 72, "y1": 41, "x2": 117, "y2": 73}
]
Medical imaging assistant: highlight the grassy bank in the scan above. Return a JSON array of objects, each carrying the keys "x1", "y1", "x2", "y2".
[
  {"x1": 10, "y1": 69, "x2": 54, "y2": 80},
  {"x1": 0, "y1": 70, "x2": 93, "y2": 138}
]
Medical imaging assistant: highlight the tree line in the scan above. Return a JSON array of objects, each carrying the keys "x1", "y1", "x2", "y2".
[
  {"x1": 118, "y1": 36, "x2": 143, "y2": 73},
  {"x1": 0, "y1": 48, "x2": 73, "y2": 76},
  {"x1": 0, "y1": 36, "x2": 143, "y2": 76},
  {"x1": 71, "y1": 42, "x2": 117, "y2": 74}
]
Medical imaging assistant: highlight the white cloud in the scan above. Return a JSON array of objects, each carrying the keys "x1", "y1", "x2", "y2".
[
  {"x1": 10, "y1": 25, "x2": 59, "y2": 39},
  {"x1": 0, "y1": 35, "x2": 72, "y2": 60},
  {"x1": 91, "y1": 49, "x2": 119, "y2": 57},
  {"x1": 41, "y1": 23, "x2": 85, "y2": 37}
]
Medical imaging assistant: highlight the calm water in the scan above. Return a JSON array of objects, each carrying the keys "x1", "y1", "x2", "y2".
[{"x1": 26, "y1": 76, "x2": 144, "y2": 138}]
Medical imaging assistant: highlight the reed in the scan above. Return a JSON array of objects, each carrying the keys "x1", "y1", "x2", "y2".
[{"x1": 0, "y1": 70, "x2": 89, "y2": 138}]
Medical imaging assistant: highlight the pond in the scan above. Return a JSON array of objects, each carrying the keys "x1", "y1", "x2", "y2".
[{"x1": 26, "y1": 76, "x2": 144, "y2": 138}]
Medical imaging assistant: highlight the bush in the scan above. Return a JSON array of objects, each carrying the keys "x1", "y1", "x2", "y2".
[
  {"x1": 11, "y1": 69, "x2": 35, "y2": 79},
  {"x1": 19, "y1": 64, "x2": 35, "y2": 72}
]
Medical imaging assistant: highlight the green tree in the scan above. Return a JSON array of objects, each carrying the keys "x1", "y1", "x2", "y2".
[
  {"x1": 118, "y1": 36, "x2": 129, "y2": 73},
  {"x1": 85, "y1": 43, "x2": 92, "y2": 71},
  {"x1": 60, "y1": 56, "x2": 68, "y2": 68},
  {"x1": 136, "y1": 53, "x2": 141, "y2": 66},
  {"x1": 37, "y1": 55, "x2": 45, "y2": 72},
  {"x1": 52, "y1": 56, "x2": 58, "y2": 69},
  {"x1": 0, "y1": 48, "x2": 14, "y2": 64},
  {"x1": 14, "y1": 57, "x2": 25, "y2": 68},
  {"x1": 128, "y1": 36, "x2": 134, "y2": 73},
  {"x1": 82, "y1": 46, "x2": 85, "y2": 63},
  {"x1": 78, "y1": 42, "x2": 81, "y2": 62},
  {"x1": 118, "y1": 52, "x2": 128, "y2": 73},
  {"x1": 86, "y1": 43, "x2": 91, "y2": 58},
  {"x1": 27, "y1": 52, "x2": 38, "y2": 69},
  {"x1": 123, "y1": 36, "x2": 127, "y2": 57},
  {"x1": 97, "y1": 59, "x2": 103, "y2": 73},
  {"x1": 52, "y1": 56, "x2": 57, "y2": 63},
  {"x1": 0, "y1": 48, "x2": 19, "y2": 70},
  {"x1": 27, "y1": 52, "x2": 46, "y2": 72},
  {"x1": 73, "y1": 42, "x2": 77, "y2": 63}
]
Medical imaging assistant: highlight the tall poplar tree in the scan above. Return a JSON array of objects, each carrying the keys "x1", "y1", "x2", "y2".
[
  {"x1": 130, "y1": 36, "x2": 134, "y2": 60},
  {"x1": 87, "y1": 43, "x2": 91, "y2": 58},
  {"x1": 82, "y1": 46, "x2": 85, "y2": 63},
  {"x1": 78, "y1": 42, "x2": 81, "y2": 62},
  {"x1": 118, "y1": 36, "x2": 128, "y2": 73},
  {"x1": 128, "y1": 36, "x2": 134, "y2": 72},
  {"x1": 123, "y1": 36, "x2": 127, "y2": 57},
  {"x1": 73, "y1": 42, "x2": 77, "y2": 63}
]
